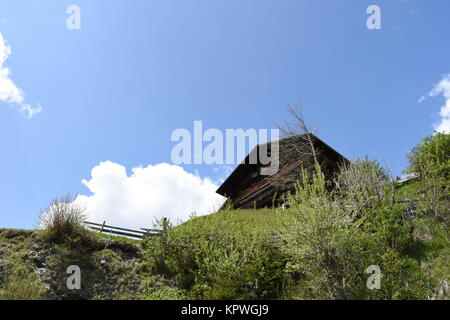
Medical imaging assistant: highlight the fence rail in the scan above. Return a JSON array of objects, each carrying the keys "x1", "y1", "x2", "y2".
[{"x1": 84, "y1": 221, "x2": 162, "y2": 239}]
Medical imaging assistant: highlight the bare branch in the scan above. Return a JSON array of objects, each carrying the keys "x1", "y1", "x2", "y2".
[
  {"x1": 267, "y1": 103, "x2": 321, "y2": 191},
  {"x1": 278, "y1": 103, "x2": 318, "y2": 164}
]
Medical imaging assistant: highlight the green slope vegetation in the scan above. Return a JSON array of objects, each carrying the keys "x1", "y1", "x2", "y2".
[
  {"x1": 141, "y1": 133, "x2": 449, "y2": 300},
  {"x1": 178, "y1": 207, "x2": 295, "y2": 233},
  {"x1": 0, "y1": 133, "x2": 448, "y2": 300}
]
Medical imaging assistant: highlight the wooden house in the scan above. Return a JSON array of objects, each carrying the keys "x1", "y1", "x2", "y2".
[{"x1": 216, "y1": 134, "x2": 349, "y2": 209}]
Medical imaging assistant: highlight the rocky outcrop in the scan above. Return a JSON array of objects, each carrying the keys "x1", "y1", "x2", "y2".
[{"x1": 0, "y1": 228, "x2": 147, "y2": 300}]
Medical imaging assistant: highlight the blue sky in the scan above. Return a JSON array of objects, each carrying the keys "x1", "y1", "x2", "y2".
[{"x1": 1, "y1": 0, "x2": 449, "y2": 229}]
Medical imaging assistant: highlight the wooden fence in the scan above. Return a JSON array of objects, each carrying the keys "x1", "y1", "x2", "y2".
[{"x1": 84, "y1": 221, "x2": 162, "y2": 239}]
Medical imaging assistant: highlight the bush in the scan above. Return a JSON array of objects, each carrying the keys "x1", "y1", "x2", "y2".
[
  {"x1": 336, "y1": 157, "x2": 392, "y2": 215},
  {"x1": 188, "y1": 232, "x2": 285, "y2": 300},
  {"x1": 282, "y1": 161, "x2": 446, "y2": 299},
  {"x1": 142, "y1": 216, "x2": 287, "y2": 300},
  {"x1": 38, "y1": 195, "x2": 86, "y2": 241},
  {"x1": 282, "y1": 165, "x2": 371, "y2": 299},
  {"x1": 405, "y1": 132, "x2": 450, "y2": 180}
]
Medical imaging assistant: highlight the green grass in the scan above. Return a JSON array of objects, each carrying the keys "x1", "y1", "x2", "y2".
[
  {"x1": 177, "y1": 208, "x2": 296, "y2": 234},
  {"x1": 396, "y1": 179, "x2": 427, "y2": 198},
  {"x1": 0, "y1": 228, "x2": 48, "y2": 300},
  {"x1": 88, "y1": 230, "x2": 142, "y2": 244}
]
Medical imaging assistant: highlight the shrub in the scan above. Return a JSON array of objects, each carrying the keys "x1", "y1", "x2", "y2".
[
  {"x1": 335, "y1": 157, "x2": 392, "y2": 215},
  {"x1": 405, "y1": 132, "x2": 450, "y2": 180},
  {"x1": 282, "y1": 160, "x2": 446, "y2": 299},
  {"x1": 142, "y1": 216, "x2": 287, "y2": 300},
  {"x1": 282, "y1": 166, "x2": 371, "y2": 299},
  {"x1": 38, "y1": 195, "x2": 86, "y2": 241},
  {"x1": 188, "y1": 232, "x2": 285, "y2": 300}
]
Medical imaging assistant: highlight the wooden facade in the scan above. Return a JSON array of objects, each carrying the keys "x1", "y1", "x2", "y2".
[{"x1": 216, "y1": 134, "x2": 349, "y2": 209}]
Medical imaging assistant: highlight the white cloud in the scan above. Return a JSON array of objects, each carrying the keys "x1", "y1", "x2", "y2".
[
  {"x1": 20, "y1": 103, "x2": 42, "y2": 119},
  {"x1": 417, "y1": 95, "x2": 426, "y2": 103},
  {"x1": 427, "y1": 74, "x2": 450, "y2": 133},
  {"x1": 74, "y1": 161, "x2": 226, "y2": 229},
  {"x1": 0, "y1": 32, "x2": 41, "y2": 118}
]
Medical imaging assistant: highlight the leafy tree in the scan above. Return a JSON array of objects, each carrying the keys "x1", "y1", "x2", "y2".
[{"x1": 405, "y1": 132, "x2": 450, "y2": 179}]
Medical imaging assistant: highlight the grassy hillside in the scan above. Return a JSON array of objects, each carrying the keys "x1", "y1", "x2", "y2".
[
  {"x1": 0, "y1": 133, "x2": 448, "y2": 300},
  {"x1": 142, "y1": 148, "x2": 449, "y2": 300},
  {"x1": 0, "y1": 194, "x2": 448, "y2": 300},
  {"x1": 0, "y1": 227, "x2": 179, "y2": 300},
  {"x1": 179, "y1": 208, "x2": 295, "y2": 232}
]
